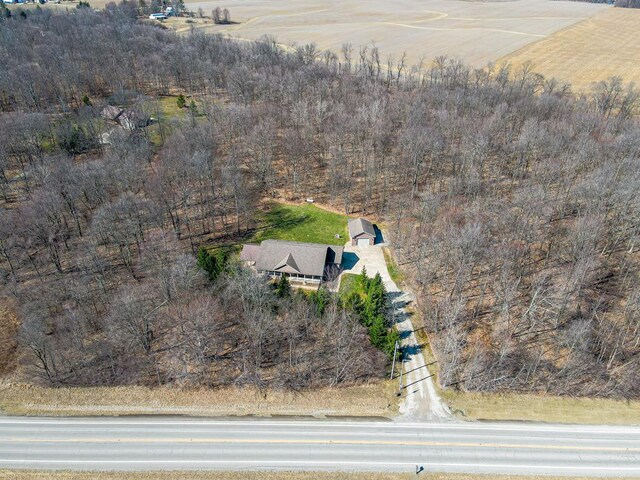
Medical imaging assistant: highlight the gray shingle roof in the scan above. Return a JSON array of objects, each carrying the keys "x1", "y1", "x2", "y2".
[
  {"x1": 240, "y1": 244, "x2": 260, "y2": 262},
  {"x1": 252, "y1": 240, "x2": 343, "y2": 277},
  {"x1": 348, "y1": 218, "x2": 375, "y2": 239}
]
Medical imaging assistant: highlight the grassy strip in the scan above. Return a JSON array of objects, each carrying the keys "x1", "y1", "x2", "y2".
[
  {"x1": 0, "y1": 383, "x2": 398, "y2": 418},
  {"x1": 382, "y1": 247, "x2": 404, "y2": 285},
  {"x1": 251, "y1": 203, "x2": 348, "y2": 246},
  {"x1": 0, "y1": 471, "x2": 633, "y2": 480},
  {"x1": 440, "y1": 389, "x2": 640, "y2": 425}
]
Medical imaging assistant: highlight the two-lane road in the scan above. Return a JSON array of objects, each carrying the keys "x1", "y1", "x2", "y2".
[{"x1": 1, "y1": 417, "x2": 639, "y2": 476}]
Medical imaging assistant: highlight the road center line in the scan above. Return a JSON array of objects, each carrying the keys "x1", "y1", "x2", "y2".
[{"x1": 4, "y1": 437, "x2": 639, "y2": 452}]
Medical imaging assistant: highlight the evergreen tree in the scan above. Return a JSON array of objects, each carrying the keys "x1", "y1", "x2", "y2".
[
  {"x1": 311, "y1": 286, "x2": 331, "y2": 315},
  {"x1": 365, "y1": 273, "x2": 386, "y2": 320},
  {"x1": 343, "y1": 290, "x2": 364, "y2": 316},
  {"x1": 176, "y1": 94, "x2": 186, "y2": 109},
  {"x1": 368, "y1": 315, "x2": 387, "y2": 349},
  {"x1": 274, "y1": 275, "x2": 291, "y2": 298},
  {"x1": 358, "y1": 267, "x2": 369, "y2": 290},
  {"x1": 196, "y1": 246, "x2": 227, "y2": 282}
]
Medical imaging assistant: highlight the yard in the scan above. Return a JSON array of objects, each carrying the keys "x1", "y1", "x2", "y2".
[
  {"x1": 251, "y1": 202, "x2": 348, "y2": 246},
  {"x1": 338, "y1": 273, "x2": 359, "y2": 299}
]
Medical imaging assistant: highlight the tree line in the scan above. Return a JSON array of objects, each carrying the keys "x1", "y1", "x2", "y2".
[{"x1": 0, "y1": 5, "x2": 638, "y2": 398}]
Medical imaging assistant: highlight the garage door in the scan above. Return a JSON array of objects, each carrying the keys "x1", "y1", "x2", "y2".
[{"x1": 357, "y1": 238, "x2": 370, "y2": 247}]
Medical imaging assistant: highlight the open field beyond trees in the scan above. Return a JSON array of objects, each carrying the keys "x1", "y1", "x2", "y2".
[
  {"x1": 502, "y1": 7, "x2": 640, "y2": 91},
  {"x1": 174, "y1": 0, "x2": 607, "y2": 68}
]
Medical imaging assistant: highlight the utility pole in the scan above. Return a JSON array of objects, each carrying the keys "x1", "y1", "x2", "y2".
[
  {"x1": 390, "y1": 341, "x2": 399, "y2": 380},
  {"x1": 397, "y1": 358, "x2": 404, "y2": 396}
]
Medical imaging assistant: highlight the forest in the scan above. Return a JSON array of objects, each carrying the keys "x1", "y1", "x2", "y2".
[{"x1": 0, "y1": 4, "x2": 638, "y2": 398}]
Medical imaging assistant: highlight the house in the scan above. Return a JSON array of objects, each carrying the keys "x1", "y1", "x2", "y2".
[
  {"x1": 348, "y1": 218, "x2": 376, "y2": 246},
  {"x1": 117, "y1": 110, "x2": 152, "y2": 131},
  {"x1": 101, "y1": 105, "x2": 123, "y2": 122},
  {"x1": 240, "y1": 239, "x2": 343, "y2": 284},
  {"x1": 100, "y1": 106, "x2": 151, "y2": 131}
]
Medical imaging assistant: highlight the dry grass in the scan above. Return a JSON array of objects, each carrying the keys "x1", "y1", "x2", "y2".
[
  {"x1": 0, "y1": 472, "x2": 632, "y2": 480},
  {"x1": 0, "y1": 382, "x2": 398, "y2": 417},
  {"x1": 440, "y1": 389, "x2": 640, "y2": 425},
  {"x1": 171, "y1": 0, "x2": 606, "y2": 68},
  {"x1": 0, "y1": 304, "x2": 19, "y2": 376},
  {"x1": 501, "y1": 7, "x2": 640, "y2": 91}
]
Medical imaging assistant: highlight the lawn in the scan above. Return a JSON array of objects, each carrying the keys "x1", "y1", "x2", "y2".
[
  {"x1": 251, "y1": 203, "x2": 348, "y2": 246},
  {"x1": 147, "y1": 95, "x2": 202, "y2": 146},
  {"x1": 338, "y1": 273, "x2": 359, "y2": 299}
]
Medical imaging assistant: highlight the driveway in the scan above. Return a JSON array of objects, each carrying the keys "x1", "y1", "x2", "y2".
[{"x1": 342, "y1": 243, "x2": 451, "y2": 421}]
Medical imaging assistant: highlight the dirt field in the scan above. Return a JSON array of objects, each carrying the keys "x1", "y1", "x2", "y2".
[
  {"x1": 502, "y1": 7, "x2": 640, "y2": 91},
  {"x1": 173, "y1": 0, "x2": 607, "y2": 68}
]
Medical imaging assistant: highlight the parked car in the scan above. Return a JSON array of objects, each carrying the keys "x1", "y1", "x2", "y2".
[{"x1": 148, "y1": 13, "x2": 167, "y2": 20}]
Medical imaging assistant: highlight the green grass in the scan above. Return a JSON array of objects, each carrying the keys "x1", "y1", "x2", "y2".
[
  {"x1": 382, "y1": 247, "x2": 405, "y2": 285},
  {"x1": 338, "y1": 273, "x2": 359, "y2": 299},
  {"x1": 251, "y1": 203, "x2": 348, "y2": 246},
  {"x1": 147, "y1": 96, "x2": 192, "y2": 146}
]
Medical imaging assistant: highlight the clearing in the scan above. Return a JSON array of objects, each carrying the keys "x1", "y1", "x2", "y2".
[
  {"x1": 175, "y1": 0, "x2": 606, "y2": 68},
  {"x1": 250, "y1": 202, "x2": 348, "y2": 246},
  {"x1": 502, "y1": 7, "x2": 640, "y2": 91}
]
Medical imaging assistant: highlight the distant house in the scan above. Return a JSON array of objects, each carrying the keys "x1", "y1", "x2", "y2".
[
  {"x1": 100, "y1": 106, "x2": 151, "y2": 131},
  {"x1": 240, "y1": 239, "x2": 343, "y2": 284},
  {"x1": 348, "y1": 218, "x2": 376, "y2": 246},
  {"x1": 101, "y1": 105, "x2": 123, "y2": 122}
]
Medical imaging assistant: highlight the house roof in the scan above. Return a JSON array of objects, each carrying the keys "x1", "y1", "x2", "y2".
[
  {"x1": 348, "y1": 218, "x2": 375, "y2": 239},
  {"x1": 101, "y1": 105, "x2": 123, "y2": 121},
  {"x1": 252, "y1": 240, "x2": 343, "y2": 277},
  {"x1": 240, "y1": 243, "x2": 260, "y2": 262}
]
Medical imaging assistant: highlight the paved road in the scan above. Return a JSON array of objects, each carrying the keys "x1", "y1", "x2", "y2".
[{"x1": 1, "y1": 417, "x2": 639, "y2": 476}]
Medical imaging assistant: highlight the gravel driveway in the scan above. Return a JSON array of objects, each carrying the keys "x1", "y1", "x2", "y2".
[{"x1": 341, "y1": 242, "x2": 451, "y2": 421}]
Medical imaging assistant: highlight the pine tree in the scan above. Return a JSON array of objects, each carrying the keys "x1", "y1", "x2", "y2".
[
  {"x1": 311, "y1": 286, "x2": 331, "y2": 316},
  {"x1": 275, "y1": 275, "x2": 291, "y2": 298},
  {"x1": 365, "y1": 273, "x2": 386, "y2": 320},
  {"x1": 196, "y1": 247, "x2": 222, "y2": 282},
  {"x1": 368, "y1": 315, "x2": 387, "y2": 349},
  {"x1": 358, "y1": 267, "x2": 369, "y2": 291},
  {"x1": 176, "y1": 94, "x2": 186, "y2": 109},
  {"x1": 343, "y1": 291, "x2": 364, "y2": 316}
]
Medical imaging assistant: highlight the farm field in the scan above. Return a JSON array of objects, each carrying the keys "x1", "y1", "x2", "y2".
[
  {"x1": 175, "y1": 0, "x2": 607, "y2": 67},
  {"x1": 501, "y1": 7, "x2": 640, "y2": 91}
]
